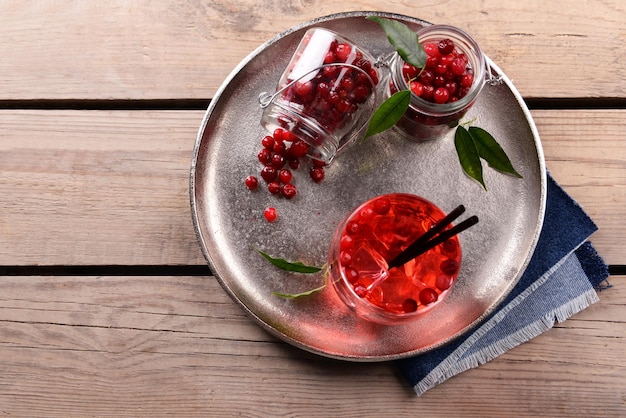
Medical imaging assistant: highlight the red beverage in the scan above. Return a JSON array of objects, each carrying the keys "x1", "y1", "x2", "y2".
[{"x1": 329, "y1": 194, "x2": 462, "y2": 324}]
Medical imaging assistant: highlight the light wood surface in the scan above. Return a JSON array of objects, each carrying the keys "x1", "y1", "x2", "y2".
[
  {"x1": 1, "y1": 0, "x2": 625, "y2": 100},
  {"x1": 0, "y1": 1, "x2": 624, "y2": 416},
  {"x1": 0, "y1": 275, "x2": 623, "y2": 416}
]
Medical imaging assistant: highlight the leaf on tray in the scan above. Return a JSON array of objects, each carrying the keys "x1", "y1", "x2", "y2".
[
  {"x1": 455, "y1": 125, "x2": 486, "y2": 189},
  {"x1": 364, "y1": 89, "x2": 411, "y2": 138},
  {"x1": 272, "y1": 281, "x2": 328, "y2": 299},
  {"x1": 256, "y1": 248, "x2": 323, "y2": 273},
  {"x1": 468, "y1": 127, "x2": 523, "y2": 178}
]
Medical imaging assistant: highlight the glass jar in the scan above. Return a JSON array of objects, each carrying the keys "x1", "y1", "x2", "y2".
[
  {"x1": 387, "y1": 25, "x2": 486, "y2": 141},
  {"x1": 260, "y1": 28, "x2": 381, "y2": 164},
  {"x1": 328, "y1": 193, "x2": 462, "y2": 325}
]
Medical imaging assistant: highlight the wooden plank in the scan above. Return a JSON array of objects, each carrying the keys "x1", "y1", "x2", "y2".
[
  {"x1": 0, "y1": 274, "x2": 623, "y2": 416},
  {"x1": 0, "y1": 109, "x2": 623, "y2": 266},
  {"x1": 1, "y1": 0, "x2": 624, "y2": 100}
]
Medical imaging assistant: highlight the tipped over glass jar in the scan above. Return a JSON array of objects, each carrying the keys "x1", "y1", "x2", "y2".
[
  {"x1": 386, "y1": 24, "x2": 487, "y2": 141},
  {"x1": 260, "y1": 27, "x2": 381, "y2": 164}
]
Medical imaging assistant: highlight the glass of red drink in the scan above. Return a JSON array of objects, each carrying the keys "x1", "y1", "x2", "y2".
[{"x1": 328, "y1": 193, "x2": 462, "y2": 325}]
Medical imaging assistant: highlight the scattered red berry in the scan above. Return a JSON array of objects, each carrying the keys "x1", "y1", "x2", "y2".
[
  {"x1": 244, "y1": 175, "x2": 258, "y2": 190},
  {"x1": 271, "y1": 153, "x2": 285, "y2": 168},
  {"x1": 260, "y1": 165, "x2": 277, "y2": 183},
  {"x1": 264, "y1": 207, "x2": 278, "y2": 223},
  {"x1": 258, "y1": 148, "x2": 272, "y2": 165},
  {"x1": 267, "y1": 181, "x2": 282, "y2": 195},
  {"x1": 278, "y1": 169, "x2": 293, "y2": 184},
  {"x1": 309, "y1": 166, "x2": 325, "y2": 183},
  {"x1": 281, "y1": 183, "x2": 297, "y2": 199}
]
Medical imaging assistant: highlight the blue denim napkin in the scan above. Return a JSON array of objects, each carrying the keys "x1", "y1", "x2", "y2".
[{"x1": 397, "y1": 173, "x2": 610, "y2": 396}]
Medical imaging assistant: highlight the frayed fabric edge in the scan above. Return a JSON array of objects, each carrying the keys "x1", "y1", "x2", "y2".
[{"x1": 413, "y1": 288, "x2": 599, "y2": 396}]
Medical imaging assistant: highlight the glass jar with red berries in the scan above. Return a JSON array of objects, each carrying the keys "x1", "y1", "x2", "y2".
[
  {"x1": 260, "y1": 28, "x2": 381, "y2": 163},
  {"x1": 387, "y1": 25, "x2": 486, "y2": 141}
]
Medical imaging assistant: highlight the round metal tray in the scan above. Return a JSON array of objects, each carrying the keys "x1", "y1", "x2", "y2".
[{"x1": 190, "y1": 11, "x2": 546, "y2": 361}]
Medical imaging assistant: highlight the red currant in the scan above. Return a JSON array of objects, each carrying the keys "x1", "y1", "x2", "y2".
[
  {"x1": 260, "y1": 165, "x2": 277, "y2": 183},
  {"x1": 258, "y1": 148, "x2": 272, "y2": 165},
  {"x1": 373, "y1": 197, "x2": 391, "y2": 215},
  {"x1": 244, "y1": 175, "x2": 258, "y2": 190},
  {"x1": 271, "y1": 153, "x2": 285, "y2": 168},
  {"x1": 289, "y1": 140, "x2": 310, "y2": 158},
  {"x1": 340, "y1": 251, "x2": 352, "y2": 266},
  {"x1": 281, "y1": 183, "x2": 297, "y2": 199},
  {"x1": 354, "y1": 284, "x2": 368, "y2": 298},
  {"x1": 263, "y1": 207, "x2": 277, "y2": 222},
  {"x1": 433, "y1": 87, "x2": 450, "y2": 104},
  {"x1": 436, "y1": 274, "x2": 453, "y2": 291},
  {"x1": 272, "y1": 140, "x2": 286, "y2": 155},
  {"x1": 261, "y1": 135, "x2": 274, "y2": 149},
  {"x1": 273, "y1": 128, "x2": 285, "y2": 142},
  {"x1": 288, "y1": 158, "x2": 300, "y2": 170},
  {"x1": 309, "y1": 166, "x2": 325, "y2": 182},
  {"x1": 402, "y1": 63, "x2": 420, "y2": 80},
  {"x1": 344, "y1": 267, "x2": 359, "y2": 284},
  {"x1": 267, "y1": 181, "x2": 282, "y2": 195},
  {"x1": 419, "y1": 288, "x2": 439, "y2": 305},
  {"x1": 335, "y1": 43, "x2": 352, "y2": 62},
  {"x1": 294, "y1": 80, "x2": 313, "y2": 97},
  {"x1": 278, "y1": 169, "x2": 292, "y2": 184},
  {"x1": 402, "y1": 298, "x2": 418, "y2": 313},
  {"x1": 450, "y1": 57, "x2": 466, "y2": 76},
  {"x1": 438, "y1": 38, "x2": 455, "y2": 55},
  {"x1": 340, "y1": 234, "x2": 354, "y2": 251},
  {"x1": 410, "y1": 80, "x2": 424, "y2": 97},
  {"x1": 440, "y1": 258, "x2": 459, "y2": 275}
]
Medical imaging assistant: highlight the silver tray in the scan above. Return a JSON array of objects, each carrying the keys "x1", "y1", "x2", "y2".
[{"x1": 190, "y1": 11, "x2": 546, "y2": 361}]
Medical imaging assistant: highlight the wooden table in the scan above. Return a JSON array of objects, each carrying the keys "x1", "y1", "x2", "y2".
[{"x1": 1, "y1": 1, "x2": 624, "y2": 416}]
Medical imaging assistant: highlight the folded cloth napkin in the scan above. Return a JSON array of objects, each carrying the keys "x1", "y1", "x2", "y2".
[{"x1": 397, "y1": 172, "x2": 610, "y2": 396}]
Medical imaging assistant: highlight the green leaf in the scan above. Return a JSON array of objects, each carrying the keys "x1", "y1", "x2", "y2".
[
  {"x1": 468, "y1": 127, "x2": 523, "y2": 178},
  {"x1": 256, "y1": 249, "x2": 322, "y2": 273},
  {"x1": 455, "y1": 126, "x2": 486, "y2": 190},
  {"x1": 367, "y1": 16, "x2": 427, "y2": 69},
  {"x1": 364, "y1": 89, "x2": 411, "y2": 138},
  {"x1": 272, "y1": 281, "x2": 327, "y2": 299}
]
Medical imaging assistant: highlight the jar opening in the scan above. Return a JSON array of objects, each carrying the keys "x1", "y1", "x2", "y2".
[{"x1": 393, "y1": 24, "x2": 486, "y2": 117}]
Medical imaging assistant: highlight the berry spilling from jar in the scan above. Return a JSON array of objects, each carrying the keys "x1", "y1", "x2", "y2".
[
  {"x1": 245, "y1": 128, "x2": 328, "y2": 222},
  {"x1": 402, "y1": 38, "x2": 474, "y2": 105}
]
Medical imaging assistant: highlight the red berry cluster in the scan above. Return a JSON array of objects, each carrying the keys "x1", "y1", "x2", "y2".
[
  {"x1": 245, "y1": 128, "x2": 327, "y2": 222},
  {"x1": 402, "y1": 38, "x2": 474, "y2": 105},
  {"x1": 279, "y1": 40, "x2": 379, "y2": 135}
]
